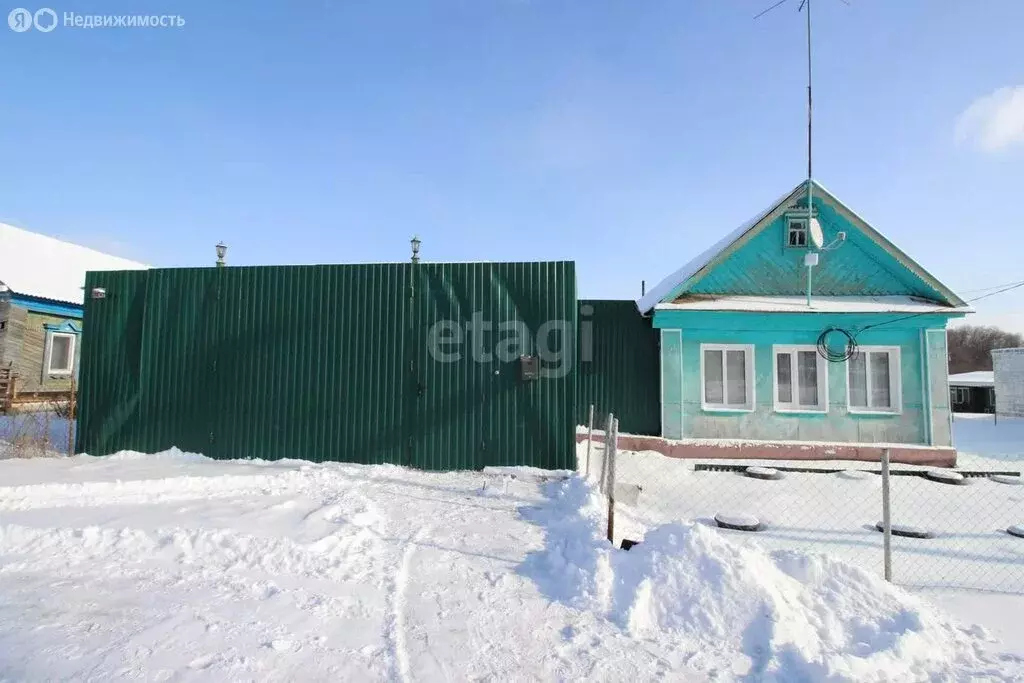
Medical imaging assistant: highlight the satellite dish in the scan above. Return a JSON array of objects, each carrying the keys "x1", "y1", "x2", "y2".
[{"x1": 809, "y1": 217, "x2": 824, "y2": 250}]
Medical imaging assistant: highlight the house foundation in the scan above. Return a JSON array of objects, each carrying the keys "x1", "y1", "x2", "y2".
[{"x1": 576, "y1": 431, "x2": 957, "y2": 467}]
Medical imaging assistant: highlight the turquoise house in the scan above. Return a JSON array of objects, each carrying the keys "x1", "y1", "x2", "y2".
[{"x1": 637, "y1": 180, "x2": 970, "y2": 459}]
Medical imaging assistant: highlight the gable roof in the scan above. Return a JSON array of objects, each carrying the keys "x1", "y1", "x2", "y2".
[
  {"x1": 0, "y1": 222, "x2": 149, "y2": 305},
  {"x1": 637, "y1": 180, "x2": 967, "y2": 314}
]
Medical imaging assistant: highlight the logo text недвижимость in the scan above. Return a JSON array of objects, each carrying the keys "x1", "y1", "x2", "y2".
[{"x1": 8, "y1": 8, "x2": 185, "y2": 32}]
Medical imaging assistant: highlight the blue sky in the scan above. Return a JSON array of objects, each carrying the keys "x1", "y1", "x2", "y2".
[{"x1": 2, "y1": 0, "x2": 1023, "y2": 329}]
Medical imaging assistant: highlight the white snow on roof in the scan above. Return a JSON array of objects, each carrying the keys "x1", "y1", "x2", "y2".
[
  {"x1": 637, "y1": 184, "x2": 802, "y2": 314},
  {"x1": 0, "y1": 223, "x2": 148, "y2": 305},
  {"x1": 948, "y1": 371, "x2": 994, "y2": 388},
  {"x1": 654, "y1": 295, "x2": 971, "y2": 314}
]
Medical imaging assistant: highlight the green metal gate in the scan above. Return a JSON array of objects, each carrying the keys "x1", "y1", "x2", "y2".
[
  {"x1": 576, "y1": 300, "x2": 661, "y2": 436},
  {"x1": 76, "y1": 261, "x2": 577, "y2": 470}
]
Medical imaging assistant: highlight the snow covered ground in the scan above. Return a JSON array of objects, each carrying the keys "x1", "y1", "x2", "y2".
[
  {"x1": 0, "y1": 416, "x2": 1022, "y2": 680},
  {"x1": 953, "y1": 412, "x2": 1024, "y2": 468}
]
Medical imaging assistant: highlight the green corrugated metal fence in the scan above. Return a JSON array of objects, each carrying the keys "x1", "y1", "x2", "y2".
[
  {"x1": 576, "y1": 300, "x2": 661, "y2": 436},
  {"x1": 76, "y1": 262, "x2": 577, "y2": 470}
]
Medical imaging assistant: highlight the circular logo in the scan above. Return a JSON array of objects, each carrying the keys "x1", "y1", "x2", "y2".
[
  {"x1": 8, "y1": 7, "x2": 32, "y2": 31},
  {"x1": 34, "y1": 7, "x2": 57, "y2": 32}
]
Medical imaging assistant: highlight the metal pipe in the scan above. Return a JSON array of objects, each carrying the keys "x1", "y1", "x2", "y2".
[
  {"x1": 881, "y1": 448, "x2": 892, "y2": 581},
  {"x1": 585, "y1": 404, "x2": 594, "y2": 478},
  {"x1": 805, "y1": 0, "x2": 814, "y2": 307},
  {"x1": 806, "y1": 0, "x2": 813, "y2": 182},
  {"x1": 606, "y1": 418, "x2": 618, "y2": 545},
  {"x1": 806, "y1": 261, "x2": 814, "y2": 308}
]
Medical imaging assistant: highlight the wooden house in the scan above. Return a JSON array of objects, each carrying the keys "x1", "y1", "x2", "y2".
[
  {"x1": 0, "y1": 223, "x2": 147, "y2": 411},
  {"x1": 635, "y1": 180, "x2": 971, "y2": 464}
]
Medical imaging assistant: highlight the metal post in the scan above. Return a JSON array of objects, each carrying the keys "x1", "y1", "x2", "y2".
[
  {"x1": 606, "y1": 418, "x2": 618, "y2": 545},
  {"x1": 67, "y1": 378, "x2": 76, "y2": 457},
  {"x1": 805, "y1": 261, "x2": 814, "y2": 307},
  {"x1": 585, "y1": 404, "x2": 594, "y2": 479},
  {"x1": 804, "y1": 0, "x2": 814, "y2": 308},
  {"x1": 600, "y1": 413, "x2": 614, "y2": 494},
  {"x1": 806, "y1": 0, "x2": 813, "y2": 182},
  {"x1": 881, "y1": 448, "x2": 892, "y2": 582}
]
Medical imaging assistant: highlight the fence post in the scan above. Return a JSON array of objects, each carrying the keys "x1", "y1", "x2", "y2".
[
  {"x1": 606, "y1": 418, "x2": 618, "y2": 545},
  {"x1": 600, "y1": 413, "x2": 614, "y2": 494},
  {"x1": 67, "y1": 378, "x2": 77, "y2": 457},
  {"x1": 585, "y1": 404, "x2": 594, "y2": 479},
  {"x1": 881, "y1": 448, "x2": 892, "y2": 582}
]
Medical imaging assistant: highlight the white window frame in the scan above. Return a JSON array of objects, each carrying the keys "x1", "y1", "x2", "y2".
[
  {"x1": 786, "y1": 215, "x2": 808, "y2": 248},
  {"x1": 772, "y1": 345, "x2": 828, "y2": 413},
  {"x1": 45, "y1": 331, "x2": 76, "y2": 376},
  {"x1": 700, "y1": 343, "x2": 755, "y2": 412},
  {"x1": 846, "y1": 346, "x2": 902, "y2": 415}
]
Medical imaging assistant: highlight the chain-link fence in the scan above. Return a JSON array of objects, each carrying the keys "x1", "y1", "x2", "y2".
[
  {"x1": 0, "y1": 383, "x2": 77, "y2": 459},
  {"x1": 578, "y1": 408, "x2": 1024, "y2": 594}
]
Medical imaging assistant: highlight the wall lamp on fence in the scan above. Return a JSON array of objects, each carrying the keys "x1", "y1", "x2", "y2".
[
  {"x1": 91, "y1": 287, "x2": 107, "y2": 300},
  {"x1": 216, "y1": 241, "x2": 227, "y2": 267},
  {"x1": 411, "y1": 235, "x2": 421, "y2": 264}
]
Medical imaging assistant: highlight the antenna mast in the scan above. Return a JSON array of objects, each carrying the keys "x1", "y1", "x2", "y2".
[
  {"x1": 800, "y1": 0, "x2": 815, "y2": 306},
  {"x1": 804, "y1": 0, "x2": 812, "y2": 182},
  {"x1": 755, "y1": 0, "x2": 848, "y2": 308},
  {"x1": 757, "y1": 0, "x2": 824, "y2": 214}
]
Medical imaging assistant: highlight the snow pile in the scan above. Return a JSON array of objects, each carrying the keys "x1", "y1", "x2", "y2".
[
  {"x1": 619, "y1": 525, "x2": 983, "y2": 681},
  {"x1": 518, "y1": 476, "x2": 615, "y2": 609},
  {"x1": 522, "y1": 477, "x2": 991, "y2": 682}
]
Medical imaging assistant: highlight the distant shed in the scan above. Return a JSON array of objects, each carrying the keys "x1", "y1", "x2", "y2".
[
  {"x1": 947, "y1": 371, "x2": 994, "y2": 414},
  {"x1": 992, "y1": 348, "x2": 1024, "y2": 419}
]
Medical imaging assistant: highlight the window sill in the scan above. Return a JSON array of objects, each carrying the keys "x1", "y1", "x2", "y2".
[
  {"x1": 701, "y1": 406, "x2": 755, "y2": 414},
  {"x1": 848, "y1": 408, "x2": 902, "y2": 417},
  {"x1": 774, "y1": 407, "x2": 828, "y2": 415}
]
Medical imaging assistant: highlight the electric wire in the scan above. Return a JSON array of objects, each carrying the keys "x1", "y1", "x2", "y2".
[{"x1": 816, "y1": 279, "x2": 1024, "y2": 362}]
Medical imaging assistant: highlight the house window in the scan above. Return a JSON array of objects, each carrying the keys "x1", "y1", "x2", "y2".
[
  {"x1": 774, "y1": 346, "x2": 828, "y2": 412},
  {"x1": 950, "y1": 386, "x2": 970, "y2": 405},
  {"x1": 786, "y1": 216, "x2": 808, "y2": 248},
  {"x1": 701, "y1": 344, "x2": 754, "y2": 411},
  {"x1": 847, "y1": 347, "x2": 901, "y2": 413},
  {"x1": 47, "y1": 332, "x2": 75, "y2": 376}
]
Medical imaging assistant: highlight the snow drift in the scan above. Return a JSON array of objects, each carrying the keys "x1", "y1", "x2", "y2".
[{"x1": 520, "y1": 477, "x2": 989, "y2": 682}]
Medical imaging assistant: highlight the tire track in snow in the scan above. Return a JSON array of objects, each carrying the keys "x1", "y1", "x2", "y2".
[{"x1": 387, "y1": 525, "x2": 432, "y2": 683}]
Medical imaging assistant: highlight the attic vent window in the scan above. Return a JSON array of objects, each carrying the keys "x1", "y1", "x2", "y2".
[{"x1": 787, "y1": 217, "x2": 808, "y2": 248}]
